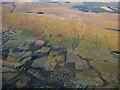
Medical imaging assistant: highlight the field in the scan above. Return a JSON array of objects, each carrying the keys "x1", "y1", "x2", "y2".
[{"x1": 2, "y1": 2, "x2": 119, "y2": 88}]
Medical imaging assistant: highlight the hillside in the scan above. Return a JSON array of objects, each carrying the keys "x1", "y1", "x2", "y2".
[{"x1": 2, "y1": 2, "x2": 119, "y2": 88}]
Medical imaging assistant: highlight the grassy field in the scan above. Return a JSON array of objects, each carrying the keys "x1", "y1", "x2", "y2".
[{"x1": 2, "y1": 12, "x2": 118, "y2": 54}]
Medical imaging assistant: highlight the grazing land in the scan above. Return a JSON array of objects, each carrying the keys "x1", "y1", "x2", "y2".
[{"x1": 2, "y1": 2, "x2": 119, "y2": 88}]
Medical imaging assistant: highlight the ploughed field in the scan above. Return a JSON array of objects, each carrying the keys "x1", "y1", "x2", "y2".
[{"x1": 2, "y1": 2, "x2": 119, "y2": 88}]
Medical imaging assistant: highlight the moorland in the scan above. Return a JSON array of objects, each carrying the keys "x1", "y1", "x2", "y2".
[{"x1": 2, "y1": 2, "x2": 120, "y2": 88}]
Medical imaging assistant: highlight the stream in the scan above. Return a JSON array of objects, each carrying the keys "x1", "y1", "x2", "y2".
[{"x1": 10, "y1": 3, "x2": 16, "y2": 14}]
